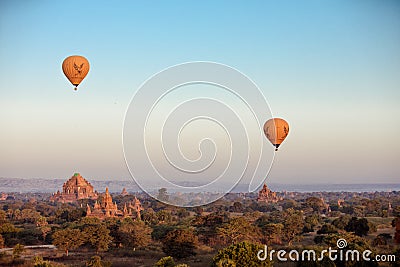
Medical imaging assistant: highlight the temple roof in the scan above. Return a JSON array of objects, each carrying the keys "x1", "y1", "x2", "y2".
[{"x1": 64, "y1": 173, "x2": 92, "y2": 187}]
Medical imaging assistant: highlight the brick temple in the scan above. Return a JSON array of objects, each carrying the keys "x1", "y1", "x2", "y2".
[
  {"x1": 86, "y1": 187, "x2": 143, "y2": 220},
  {"x1": 50, "y1": 173, "x2": 98, "y2": 203},
  {"x1": 257, "y1": 183, "x2": 283, "y2": 203}
]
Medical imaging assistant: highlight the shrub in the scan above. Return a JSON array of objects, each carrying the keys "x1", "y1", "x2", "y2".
[
  {"x1": 85, "y1": 255, "x2": 111, "y2": 267},
  {"x1": 162, "y1": 229, "x2": 198, "y2": 259},
  {"x1": 317, "y1": 224, "x2": 338, "y2": 234},
  {"x1": 313, "y1": 235, "x2": 324, "y2": 244},
  {"x1": 154, "y1": 256, "x2": 175, "y2": 267},
  {"x1": 211, "y1": 241, "x2": 272, "y2": 267},
  {"x1": 13, "y1": 243, "x2": 24, "y2": 259}
]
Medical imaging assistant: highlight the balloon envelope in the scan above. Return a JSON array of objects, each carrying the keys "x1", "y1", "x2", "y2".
[
  {"x1": 263, "y1": 118, "x2": 289, "y2": 151},
  {"x1": 62, "y1": 55, "x2": 90, "y2": 90}
]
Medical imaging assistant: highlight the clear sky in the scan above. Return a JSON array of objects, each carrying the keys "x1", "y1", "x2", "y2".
[{"x1": 0, "y1": 1, "x2": 399, "y2": 185}]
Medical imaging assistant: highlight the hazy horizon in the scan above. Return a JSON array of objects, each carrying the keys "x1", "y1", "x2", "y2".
[{"x1": 1, "y1": 175, "x2": 399, "y2": 186}]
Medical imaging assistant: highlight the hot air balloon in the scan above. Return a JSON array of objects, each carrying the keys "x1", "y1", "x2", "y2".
[
  {"x1": 62, "y1": 55, "x2": 90, "y2": 91},
  {"x1": 264, "y1": 118, "x2": 289, "y2": 151}
]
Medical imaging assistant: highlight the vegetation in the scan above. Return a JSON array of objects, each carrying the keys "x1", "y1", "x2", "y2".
[
  {"x1": 0, "y1": 189, "x2": 399, "y2": 266},
  {"x1": 155, "y1": 256, "x2": 175, "y2": 267},
  {"x1": 345, "y1": 217, "x2": 370, "y2": 236},
  {"x1": 52, "y1": 228, "x2": 84, "y2": 256},
  {"x1": 216, "y1": 217, "x2": 260, "y2": 244},
  {"x1": 85, "y1": 255, "x2": 111, "y2": 267},
  {"x1": 162, "y1": 229, "x2": 198, "y2": 259},
  {"x1": 12, "y1": 243, "x2": 24, "y2": 259},
  {"x1": 212, "y1": 241, "x2": 272, "y2": 267},
  {"x1": 119, "y1": 218, "x2": 152, "y2": 250}
]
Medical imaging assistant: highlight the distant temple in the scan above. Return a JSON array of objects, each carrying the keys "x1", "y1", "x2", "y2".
[
  {"x1": 337, "y1": 199, "x2": 345, "y2": 207},
  {"x1": 257, "y1": 183, "x2": 283, "y2": 203},
  {"x1": 388, "y1": 202, "x2": 393, "y2": 216},
  {"x1": 121, "y1": 188, "x2": 129, "y2": 196},
  {"x1": 87, "y1": 187, "x2": 143, "y2": 220},
  {"x1": 50, "y1": 173, "x2": 98, "y2": 203},
  {"x1": 0, "y1": 193, "x2": 8, "y2": 201}
]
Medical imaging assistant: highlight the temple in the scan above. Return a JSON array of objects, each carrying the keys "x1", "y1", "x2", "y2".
[
  {"x1": 87, "y1": 187, "x2": 144, "y2": 220},
  {"x1": 50, "y1": 173, "x2": 98, "y2": 203},
  {"x1": 257, "y1": 183, "x2": 283, "y2": 203},
  {"x1": 121, "y1": 187, "x2": 129, "y2": 196},
  {"x1": 0, "y1": 193, "x2": 8, "y2": 201}
]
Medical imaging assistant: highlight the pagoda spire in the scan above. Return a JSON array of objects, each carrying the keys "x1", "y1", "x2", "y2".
[{"x1": 86, "y1": 204, "x2": 91, "y2": 215}]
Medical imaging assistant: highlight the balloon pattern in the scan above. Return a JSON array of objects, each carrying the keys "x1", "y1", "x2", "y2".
[{"x1": 62, "y1": 55, "x2": 90, "y2": 90}]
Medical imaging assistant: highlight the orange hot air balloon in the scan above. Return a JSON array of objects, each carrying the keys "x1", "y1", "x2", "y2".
[
  {"x1": 263, "y1": 118, "x2": 289, "y2": 151},
  {"x1": 62, "y1": 55, "x2": 90, "y2": 90}
]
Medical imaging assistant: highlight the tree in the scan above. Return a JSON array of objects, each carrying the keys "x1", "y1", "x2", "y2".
[
  {"x1": 13, "y1": 243, "x2": 24, "y2": 259},
  {"x1": 262, "y1": 223, "x2": 283, "y2": 245},
  {"x1": 345, "y1": 217, "x2": 369, "y2": 236},
  {"x1": 158, "y1": 188, "x2": 169, "y2": 202},
  {"x1": 85, "y1": 255, "x2": 111, "y2": 267},
  {"x1": 162, "y1": 229, "x2": 198, "y2": 259},
  {"x1": 215, "y1": 258, "x2": 236, "y2": 267},
  {"x1": 0, "y1": 222, "x2": 19, "y2": 234},
  {"x1": 392, "y1": 217, "x2": 400, "y2": 244},
  {"x1": 296, "y1": 247, "x2": 336, "y2": 267},
  {"x1": 118, "y1": 218, "x2": 152, "y2": 249},
  {"x1": 19, "y1": 208, "x2": 41, "y2": 223},
  {"x1": 154, "y1": 256, "x2": 175, "y2": 267},
  {"x1": 282, "y1": 208, "x2": 304, "y2": 246},
  {"x1": 255, "y1": 211, "x2": 283, "y2": 225},
  {"x1": 151, "y1": 225, "x2": 175, "y2": 241},
  {"x1": 192, "y1": 211, "x2": 229, "y2": 227},
  {"x1": 176, "y1": 208, "x2": 190, "y2": 219},
  {"x1": 230, "y1": 202, "x2": 244, "y2": 213},
  {"x1": 319, "y1": 233, "x2": 378, "y2": 267},
  {"x1": 393, "y1": 206, "x2": 400, "y2": 217},
  {"x1": 217, "y1": 217, "x2": 260, "y2": 245},
  {"x1": 0, "y1": 210, "x2": 7, "y2": 223},
  {"x1": 82, "y1": 223, "x2": 113, "y2": 253},
  {"x1": 303, "y1": 214, "x2": 321, "y2": 233},
  {"x1": 317, "y1": 224, "x2": 338, "y2": 234},
  {"x1": 0, "y1": 222, "x2": 20, "y2": 247},
  {"x1": 75, "y1": 217, "x2": 113, "y2": 253},
  {"x1": 211, "y1": 241, "x2": 272, "y2": 267},
  {"x1": 36, "y1": 216, "x2": 51, "y2": 241},
  {"x1": 57, "y1": 208, "x2": 86, "y2": 223},
  {"x1": 157, "y1": 210, "x2": 172, "y2": 224},
  {"x1": 313, "y1": 235, "x2": 325, "y2": 244},
  {"x1": 305, "y1": 197, "x2": 326, "y2": 213},
  {"x1": 193, "y1": 206, "x2": 203, "y2": 216},
  {"x1": 142, "y1": 208, "x2": 159, "y2": 225},
  {"x1": 104, "y1": 217, "x2": 122, "y2": 247},
  {"x1": 0, "y1": 234, "x2": 4, "y2": 249},
  {"x1": 16, "y1": 227, "x2": 41, "y2": 245},
  {"x1": 32, "y1": 255, "x2": 64, "y2": 267},
  {"x1": 368, "y1": 221, "x2": 377, "y2": 234},
  {"x1": 372, "y1": 235, "x2": 387, "y2": 246},
  {"x1": 332, "y1": 215, "x2": 351, "y2": 230},
  {"x1": 52, "y1": 228, "x2": 84, "y2": 256},
  {"x1": 192, "y1": 212, "x2": 229, "y2": 246},
  {"x1": 352, "y1": 205, "x2": 366, "y2": 217}
]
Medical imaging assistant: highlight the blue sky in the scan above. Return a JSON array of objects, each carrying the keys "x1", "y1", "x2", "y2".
[{"x1": 0, "y1": 1, "x2": 399, "y2": 185}]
